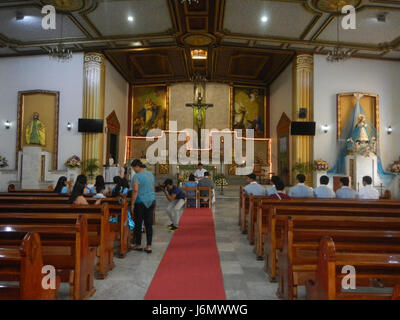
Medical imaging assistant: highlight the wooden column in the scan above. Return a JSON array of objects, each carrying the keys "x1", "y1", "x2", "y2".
[
  {"x1": 292, "y1": 54, "x2": 314, "y2": 185},
  {"x1": 82, "y1": 52, "x2": 105, "y2": 174}
]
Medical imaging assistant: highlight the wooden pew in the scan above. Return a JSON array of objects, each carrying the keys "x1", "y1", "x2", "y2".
[
  {"x1": 254, "y1": 199, "x2": 400, "y2": 261},
  {"x1": 198, "y1": 187, "x2": 212, "y2": 208},
  {"x1": 0, "y1": 196, "x2": 129, "y2": 258},
  {"x1": 0, "y1": 203, "x2": 115, "y2": 279},
  {"x1": 306, "y1": 237, "x2": 400, "y2": 300},
  {"x1": 263, "y1": 205, "x2": 400, "y2": 282},
  {"x1": 277, "y1": 215, "x2": 400, "y2": 300},
  {"x1": 0, "y1": 232, "x2": 59, "y2": 300},
  {"x1": 0, "y1": 215, "x2": 96, "y2": 300}
]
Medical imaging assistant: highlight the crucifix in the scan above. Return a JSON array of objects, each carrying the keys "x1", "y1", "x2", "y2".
[{"x1": 185, "y1": 76, "x2": 213, "y2": 149}]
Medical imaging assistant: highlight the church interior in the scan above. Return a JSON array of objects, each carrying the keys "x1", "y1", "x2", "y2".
[{"x1": 1, "y1": 0, "x2": 400, "y2": 302}]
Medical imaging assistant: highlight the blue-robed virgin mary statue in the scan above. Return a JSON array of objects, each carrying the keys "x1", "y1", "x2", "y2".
[{"x1": 328, "y1": 94, "x2": 395, "y2": 187}]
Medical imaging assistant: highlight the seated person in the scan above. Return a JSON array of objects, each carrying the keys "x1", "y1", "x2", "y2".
[
  {"x1": 358, "y1": 175, "x2": 379, "y2": 200},
  {"x1": 197, "y1": 171, "x2": 215, "y2": 206},
  {"x1": 267, "y1": 178, "x2": 291, "y2": 200},
  {"x1": 265, "y1": 176, "x2": 279, "y2": 196},
  {"x1": 74, "y1": 174, "x2": 91, "y2": 195},
  {"x1": 91, "y1": 175, "x2": 106, "y2": 196},
  {"x1": 54, "y1": 176, "x2": 68, "y2": 194},
  {"x1": 244, "y1": 173, "x2": 266, "y2": 196},
  {"x1": 314, "y1": 175, "x2": 335, "y2": 198},
  {"x1": 112, "y1": 176, "x2": 130, "y2": 197},
  {"x1": 335, "y1": 177, "x2": 357, "y2": 199},
  {"x1": 184, "y1": 173, "x2": 198, "y2": 208},
  {"x1": 69, "y1": 182, "x2": 101, "y2": 205},
  {"x1": 288, "y1": 174, "x2": 313, "y2": 198}
]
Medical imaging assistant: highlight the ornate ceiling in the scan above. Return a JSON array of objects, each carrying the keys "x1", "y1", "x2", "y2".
[{"x1": 0, "y1": 0, "x2": 399, "y2": 85}]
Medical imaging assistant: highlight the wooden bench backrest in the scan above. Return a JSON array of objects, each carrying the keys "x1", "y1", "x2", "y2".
[{"x1": 0, "y1": 232, "x2": 58, "y2": 300}]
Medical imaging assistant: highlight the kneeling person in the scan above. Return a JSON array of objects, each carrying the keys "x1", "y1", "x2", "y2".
[{"x1": 162, "y1": 179, "x2": 186, "y2": 231}]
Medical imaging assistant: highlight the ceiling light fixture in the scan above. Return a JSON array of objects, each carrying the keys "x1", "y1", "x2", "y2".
[
  {"x1": 16, "y1": 11, "x2": 24, "y2": 21},
  {"x1": 127, "y1": 16, "x2": 134, "y2": 22},
  {"x1": 48, "y1": 14, "x2": 72, "y2": 62},
  {"x1": 180, "y1": 0, "x2": 200, "y2": 5},
  {"x1": 191, "y1": 49, "x2": 207, "y2": 60},
  {"x1": 326, "y1": 2, "x2": 351, "y2": 63},
  {"x1": 261, "y1": 16, "x2": 268, "y2": 23}
]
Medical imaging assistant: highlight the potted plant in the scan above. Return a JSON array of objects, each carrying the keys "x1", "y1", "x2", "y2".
[
  {"x1": 292, "y1": 161, "x2": 313, "y2": 175},
  {"x1": 313, "y1": 159, "x2": 329, "y2": 171},
  {"x1": 82, "y1": 158, "x2": 99, "y2": 180}
]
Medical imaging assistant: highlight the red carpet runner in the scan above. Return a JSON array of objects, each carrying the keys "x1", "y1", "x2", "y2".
[{"x1": 144, "y1": 208, "x2": 226, "y2": 300}]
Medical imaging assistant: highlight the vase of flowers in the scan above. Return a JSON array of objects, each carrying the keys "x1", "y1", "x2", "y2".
[
  {"x1": 313, "y1": 159, "x2": 329, "y2": 171},
  {"x1": 65, "y1": 155, "x2": 81, "y2": 182},
  {"x1": 214, "y1": 174, "x2": 228, "y2": 195},
  {"x1": 0, "y1": 156, "x2": 8, "y2": 168},
  {"x1": 65, "y1": 155, "x2": 81, "y2": 169}
]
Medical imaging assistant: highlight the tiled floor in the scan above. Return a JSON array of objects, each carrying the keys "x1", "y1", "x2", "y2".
[{"x1": 59, "y1": 186, "x2": 282, "y2": 300}]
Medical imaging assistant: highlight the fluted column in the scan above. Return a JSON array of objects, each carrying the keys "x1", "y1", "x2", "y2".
[
  {"x1": 292, "y1": 54, "x2": 314, "y2": 185},
  {"x1": 82, "y1": 52, "x2": 105, "y2": 175}
]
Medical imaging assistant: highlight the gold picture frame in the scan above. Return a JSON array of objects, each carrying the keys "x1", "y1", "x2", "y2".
[
  {"x1": 16, "y1": 90, "x2": 60, "y2": 170},
  {"x1": 337, "y1": 92, "x2": 379, "y2": 139},
  {"x1": 230, "y1": 85, "x2": 268, "y2": 138},
  {"x1": 130, "y1": 84, "x2": 169, "y2": 137}
]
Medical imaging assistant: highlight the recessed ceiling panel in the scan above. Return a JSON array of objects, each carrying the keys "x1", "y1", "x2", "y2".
[
  {"x1": 317, "y1": 8, "x2": 400, "y2": 45},
  {"x1": 0, "y1": 7, "x2": 86, "y2": 42},
  {"x1": 224, "y1": 0, "x2": 317, "y2": 38},
  {"x1": 86, "y1": 0, "x2": 172, "y2": 36}
]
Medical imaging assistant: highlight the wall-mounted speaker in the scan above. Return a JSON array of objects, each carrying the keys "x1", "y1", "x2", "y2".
[{"x1": 291, "y1": 122, "x2": 316, "y2": 136}]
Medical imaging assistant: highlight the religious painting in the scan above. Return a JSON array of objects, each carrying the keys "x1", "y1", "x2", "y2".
[
  {"x1": 131, "y1": 85, "x2": 169, "y2": 137},
  {"x1": 230, "y1": 86, "x2": 266, "y2": 138},
  {"x1": 337, "y1": 92, "x2": 379, "y2": 139},
  {"x1": 106, "y1": 111, "x2": 120, "y2": 166},
  {"x1": 16, "y1": 90, "x2": 59, "y2": 170}
]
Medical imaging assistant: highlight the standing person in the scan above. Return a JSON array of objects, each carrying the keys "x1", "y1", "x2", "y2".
[
  {"x1": 288, "y1": 174, "x2": 314, "y2": 198},
  {"x1": 336, "y1": 177, "x2": 357, "y2": 199},
  {"x1": 161, "y1": 179, "x2": 186, "y2": 231},
  {"x1": 358, "y1": 176, "x2": 379, "y2": 200},
  {"x1": 194, "y1": 163, "x2": 207, "y2": 180},
  {"x1": 54, "y1": 176, "x2": 68, "y2": 194},
  {"x1": 244, "y1": 173, "x2": 266, "y2": 196},
  {"x1": 184, "y1": 173, "x2": 198, "y2": 208},
  {"x1": 314, "y1": 175, "x2": 335, "y2": 198},
  {"x1": 130, "y1": 159, "x2": 156, "y2": 253},
  {"x1": 197, "y1": 171, "x2": 215, "y2": 206},
  {"x1": 268, "y1": 178, "x2": 291, "y2": 200}
]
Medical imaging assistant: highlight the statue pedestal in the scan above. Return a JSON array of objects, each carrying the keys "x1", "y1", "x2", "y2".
[
  {"x1": 345, "y1": 154, "x2": 382, "y2": 191},
  {"x1": 21, "y1": 146, "x2": 42, "y2": 189}
]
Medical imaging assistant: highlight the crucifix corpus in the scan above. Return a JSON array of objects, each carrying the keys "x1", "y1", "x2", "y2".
[{"x1": 185, "y1": 81, "x2": 213, "y2": 149}]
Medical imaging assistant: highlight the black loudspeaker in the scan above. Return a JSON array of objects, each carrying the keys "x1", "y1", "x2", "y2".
[
  {"x1": 290, "y1": 122, "x2": 316, "y2": 136},
  {"x1": 298, "y1": 108, "x2": 307, "y2": 119}
]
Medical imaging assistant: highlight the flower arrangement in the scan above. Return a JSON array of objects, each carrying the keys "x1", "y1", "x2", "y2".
[
  {"x1": 389, "y1": 160, "x2": 400, "y2": 174},
  {"x1": 214, "y1": 174, "x2": 228, "y2": 186},
  {"x1": 65, "y1": 155, "x2": 81, "y2": 168},
  {"x1": 0, "y1": 156, "x2": 8, "y2": 168},
  {"x1": 313, "y1": 159, "x2": 329, "y2": 171}
]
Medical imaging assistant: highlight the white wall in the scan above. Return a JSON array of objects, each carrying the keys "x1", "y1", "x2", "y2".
[
  {"x1": 0, "y1": 53, "x2": 84, "y2": 170},
  {"x1": 270, "y1": 62, "x2": 293, "y2": 178},
  {"x1": 104, "y1": 60, "x2": 129, "y2": 166},
  {"x1": 314, "y1": 55, "x2": 400, "y2": 171}
]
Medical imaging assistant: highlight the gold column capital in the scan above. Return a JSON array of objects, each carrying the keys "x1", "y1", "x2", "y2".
[
  {"x1": 84, "y1": 52, "x2": 105, "y2": 64},
  {"x1": 295, "y1": 54, "x2": 313, "y2": 71}
]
